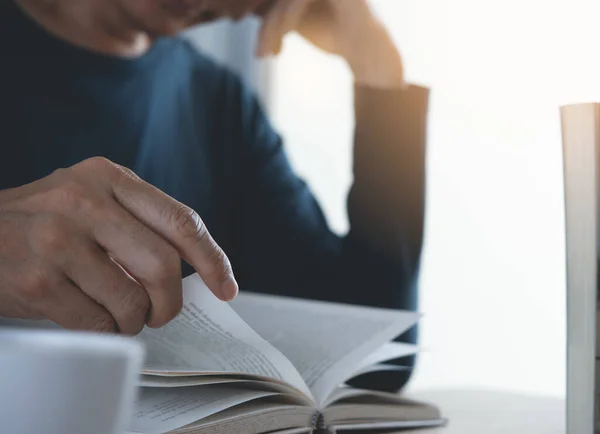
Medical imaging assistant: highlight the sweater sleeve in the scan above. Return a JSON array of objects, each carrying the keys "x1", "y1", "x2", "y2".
[{"x1": 229, "y1": 77, "x2": 429, "y2": 345}]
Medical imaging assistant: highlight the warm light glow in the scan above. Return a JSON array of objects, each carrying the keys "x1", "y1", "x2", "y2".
[{"x1": 268, "y1": 0, "x2": 600, "y2": 398}]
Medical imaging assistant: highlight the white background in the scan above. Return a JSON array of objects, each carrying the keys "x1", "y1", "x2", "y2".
[{"x1": 269, "y1": 0, "x2": 600, "y2": 398}]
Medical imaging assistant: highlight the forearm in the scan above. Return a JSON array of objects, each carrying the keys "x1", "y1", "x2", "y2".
[
  {"x1": 346, "y1": 20, "x2": 407, "y2": 90},
  {"x1": 228, "y1": 58, "x2": 427, "y2": 316},
  {"x1": 345, "y1": 84, "x2": 429, "y2": 308}
]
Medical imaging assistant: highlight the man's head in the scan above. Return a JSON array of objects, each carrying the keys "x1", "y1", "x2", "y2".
[
  {"x1": 16, "y1": 0, "x2": 278, "y2": 57},
  {"x1": 121, "y1": 0, "x2": 274, "y2": 35}
]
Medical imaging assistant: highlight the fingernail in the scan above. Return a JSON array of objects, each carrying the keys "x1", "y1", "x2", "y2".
[{"x1": 220, "y1": 276, "x2": 239, "y2": 301}]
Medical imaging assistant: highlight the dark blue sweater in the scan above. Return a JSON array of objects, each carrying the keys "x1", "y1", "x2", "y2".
[{"x1": 0, "y1": 1, "x2": 428, "y2": 346}]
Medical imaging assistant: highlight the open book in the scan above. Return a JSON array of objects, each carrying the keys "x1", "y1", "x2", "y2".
[{"x1": 127, "y1": 274, "x2": 444, "y2": 434}]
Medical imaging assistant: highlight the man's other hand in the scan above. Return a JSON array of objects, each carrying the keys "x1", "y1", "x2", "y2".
[
  {"x1": 255, "y1": 0, "x2": 405, "y2": 89},
  {"x1": 0, "y1": 157, "x2": 238, "y2": 335}
]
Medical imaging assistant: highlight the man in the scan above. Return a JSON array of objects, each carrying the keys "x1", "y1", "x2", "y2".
[{"x1": 0, "y1": 0, "x2": 427, "y2": 344}]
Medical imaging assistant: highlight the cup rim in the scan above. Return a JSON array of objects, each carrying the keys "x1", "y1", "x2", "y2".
[{"x1": 0, "y1": 327, "x2": 145, "y2": 358}]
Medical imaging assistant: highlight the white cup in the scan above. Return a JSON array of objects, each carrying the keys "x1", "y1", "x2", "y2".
[{"x1": 0, "y1": 328, "x2": 144, "y2": 434}]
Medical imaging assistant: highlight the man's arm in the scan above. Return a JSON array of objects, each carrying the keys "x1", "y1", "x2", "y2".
[
  {"x1": 228, "y1": 77, "x2": 428, "y2": 317},
  {"x1": 230, "y1": 0, "x2": 428, "y2": 315},
  {"x1": 348, "y1": 83, "x2": 429, "y2": 308}
]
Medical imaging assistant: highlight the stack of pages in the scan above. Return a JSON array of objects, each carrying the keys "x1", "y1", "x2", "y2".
[{"x1": 127, "y1": 274, "x2": 445, "y2": 433}]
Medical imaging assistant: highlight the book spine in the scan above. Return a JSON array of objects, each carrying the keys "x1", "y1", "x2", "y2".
[
  {"x1": 561, "y1": 103, "x2": 600, "y2": 434},
  {"x1": 311, "y1": 411, "x2": 320, "y2": 429},
  {"x1": 312, "y1": 411, "x2": 332, "y2": 433}
]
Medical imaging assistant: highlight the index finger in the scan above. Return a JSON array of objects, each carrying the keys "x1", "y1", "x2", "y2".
[{"x1": 107, "y1": 164, "x2": 238, "y2": 302}]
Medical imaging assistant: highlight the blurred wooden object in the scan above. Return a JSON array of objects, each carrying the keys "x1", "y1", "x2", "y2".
[{"x1": 561, "y1": 103, "x2": 600, "y2": 434}]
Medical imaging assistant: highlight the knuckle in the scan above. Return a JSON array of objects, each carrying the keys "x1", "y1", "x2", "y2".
[
  {"x1": 88, "y1": 314, "x2": 118, "y2": 333},
  {"x1": 108, "y1": 163, "x2": 141, "y2": 197},
  {"x1": 114, "y1": 164, "x2": 139, "y2": 181},
  {"x1": 207, "y1": 247, "x2": 233, "y2": 283},
  {"x1": 169, "y1": 205, "x2": 203, "y2": 240},
  {"x1": 79, "y1": 156, "x2": 115, "y2": 173},
  {"x1": 78, "y1": 158, "x2": 139, "y2": 183},
  {"x1": 122, "y1": 320, "x2": 145, "y2": 336},
  {"x1": 109, "y1": 163, "x2": 140, "y2": 188},
  {"x1": 120, "y1": 287, "x2": 150, "y2": 323}
]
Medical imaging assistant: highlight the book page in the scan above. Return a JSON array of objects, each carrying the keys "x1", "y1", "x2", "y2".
[
  {"x1": 139, "y1": 375, "x2": 246, "y2": 388},
  {"x1": 269, "y1": 429, "x2": 313, "y2": 434},
  {"x1": 230, "y1": 292, "x2": 419, "y2": 406},
  {"x1": 350, "y1": 363, "x2": 412, "y2": 378},
  {"x1": 353, "y1": 342, "x2": 418, "y2": 375},
  {"x1": 140, "y1": 377, "x2": 314, "y2": 406},
  {"x1": 324, "y1": 385, "x2": 422, "y2": 407},
  {"x1": 136, "y1": 274, "x2": 311, "y2": 399},
  {"x1": 127, "y1": 385, "x2": 279, "y2": 434}
]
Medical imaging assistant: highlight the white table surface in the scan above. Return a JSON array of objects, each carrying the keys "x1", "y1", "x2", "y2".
[{"x1": 401, "y1": 390, "x2": 565, "y2": 434}]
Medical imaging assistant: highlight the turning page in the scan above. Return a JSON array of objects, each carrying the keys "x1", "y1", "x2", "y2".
[
  {"x1": 137, "y1": 274, "x2": 311, "y2": 398},
  {"x1": 230, "y1": 292, "x2": 419, "y2": 405},
  {"x1": 352, "y1": 342, "x2": 419, "y2": 375},
  {"x1": 127, "y1": 386, "x2": 280, "y2": 434}
]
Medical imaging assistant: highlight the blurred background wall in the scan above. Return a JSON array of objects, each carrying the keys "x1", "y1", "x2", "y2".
[
  {"x1": 186, "y1": 0, "x2": 600, "y2": 398},
  {"x1": 185, "y1": 18, "x2": 271, "y2": 104}
]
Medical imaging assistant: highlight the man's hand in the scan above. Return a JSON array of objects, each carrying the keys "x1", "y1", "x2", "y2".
[
  {"x1": 255, "y1": 0, "x2": 406, "y2": 88},
  {"x1": 0, "y1": 157, "x2": 238, "y2": 335}
]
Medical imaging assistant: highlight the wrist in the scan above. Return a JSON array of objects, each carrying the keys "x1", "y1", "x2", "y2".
[{"x1": 345, "y1": 22, "x2": 406, "y2": 89}]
